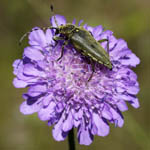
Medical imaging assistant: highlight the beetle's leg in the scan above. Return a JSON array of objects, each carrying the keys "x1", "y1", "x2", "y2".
[
  {"x1": 57, "y1": 40, "x2": 68, "y2": 61},
  {"x1": 88, "y1": 59, "x2": 95, "y2": 82},
  {"x1": 19, "y1": 26, "x2": 58, "y2": 45},
  {"x1": 89, "y1": 31, "x2": 93, "y2": 36},
  {"x1": 53, "y1": 36, "x2": 64, "y2": 42},
  {"x1": 98, "y1": 39, "x2": 108, "y2": 43},
  {"x1": 98, "y1": 39, "x2": 109, "y2": 53},
  {"x1": 52, "y1": 36, "x2": 67, "y2": 61}
]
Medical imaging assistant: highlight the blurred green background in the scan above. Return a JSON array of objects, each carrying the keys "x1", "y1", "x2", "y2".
[{"x1": 0, "y1": 0, "x2": 150, "y2": 150}]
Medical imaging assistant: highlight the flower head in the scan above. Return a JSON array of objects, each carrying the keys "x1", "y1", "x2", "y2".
[{"x1": 13, "y1": 15, "x2": 140, "y2": 145}]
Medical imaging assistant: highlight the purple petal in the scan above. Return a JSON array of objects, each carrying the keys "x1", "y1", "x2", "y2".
[
  {"x1": 28, "y1": 84, "x2": 47, "y2": 97},
  {"x1": 86, "y1": 26, "x2": 93, "y2": 33},
  {"x1": 17, "y1": 68, "x2": 33, "y2": 81},
  {"x1": 100, "y1": 30, "x2": 113, "y2": 41},
  {"x1": 72, "y1": 110, "x2": 81, "y2": 127},
  {"x1": 78, "y1": 20, "x2": 83, "y2": 26},
  {"x1": 20, "y1": 99, "x2": 43, "y2": 115},
  {"x1": 83, "y1": 24, "x2": 94, "y2": 33},
  {"x1": 112, "y1": 49, "x2": 132, "y2": 61},
  {"x1": 37, "y1": 61, "x2": 47, "y2": 70},
  {"x1": 116, "y1": 86, "x2": 125, "y2": 93},
  {"x1": 116, "y1": 100, "x2": 128, "y2": 112},
  {"x1": 72, "y1": 18, "x2": 76, "y2": 25},
  {"x1": 13, "y1": 59, "x2": 21, "y2": 68},
  {"x1": 91, "y1": 124, "x2": 97, "y2": 135},
  {"x1": 78, "y1": 127, "x2": 93, "y2": 145},
  {"x1": 38, "y1": 101, "x2": 56, "y2": 121},
  {"x1": 52, "y1": 117, "x2": 66, "y2": 141},
  {"x1": 108, "y1": 35, "x2": 118, "y2": 50},
  {"x1": 29, "y1": 28, "x2": 47, "y2": 47},
  {"x1": 50, "y1": 15, "x2": 66, "y2": 27},
  {"x1": 113, "y1": 39, "x2": 128, "y2": 52},
  {"x1": 23, "y1": 64, "x2": 45, "y2": 77},
  {"x1": 117, "y1": 93, "x2": 137, "y2": 105},
  {"x1": 121, "y1": 53, "x2": 140, "y2": 67},
  {"x1": 45, "y1": 29, "x2": 54, "y2": 44},
  {"x1": 42, "y1": 93, "x2": 53, "y2": 106},
  {"x1": 130, "y1": 98, "x2": 140, "y2": 108},
  {"x1": 102, "y1": 105, "x2": 113, "y2": 120},
  {"x1": 110, "y1": 108, "x2": 124, "y2": 127},
  {"x1": 93, "y1": 113, "x2": 109, "y2": 136},
  {"x1": 127, "y1": 85, "x2": 140, "y2": 95},
  {"x1": 13, "y1": 78, "x2": 28, "y2": 88},
  {"x1": 24, "y1": 47, "x2": 44, "y2": 61},
  {"x1": 13, "y1": 59, "x2": 23, "y2": 75},
  {"x1": 62, "y1": 112, "x2": 73, "y2": 132},
  {"x1": 93, "y1": 25, "x2": 103, "y2": 40}
]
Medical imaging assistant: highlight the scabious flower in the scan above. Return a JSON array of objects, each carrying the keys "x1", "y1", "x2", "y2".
[{"x1": 13, "y1": 15, "x2": 140, "y2": 145}]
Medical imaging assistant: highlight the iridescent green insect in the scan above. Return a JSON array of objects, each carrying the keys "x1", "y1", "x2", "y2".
[{"x1": 20, "y1": 5, "x2": 112, "y2": 81}]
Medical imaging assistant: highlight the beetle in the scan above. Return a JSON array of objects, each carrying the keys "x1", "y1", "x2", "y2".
[{"x1": 19, "y1": 5, "x2": 112, "y2": 81}]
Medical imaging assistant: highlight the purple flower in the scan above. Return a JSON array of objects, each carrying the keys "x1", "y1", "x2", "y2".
[{"x1": 13, "y1": 15, "x2": 140, "y2": 145}]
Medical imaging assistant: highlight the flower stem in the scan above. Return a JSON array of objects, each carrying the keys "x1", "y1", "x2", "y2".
[{"x1": 68, "y1": 128, "x2": 75, "y2": 150}]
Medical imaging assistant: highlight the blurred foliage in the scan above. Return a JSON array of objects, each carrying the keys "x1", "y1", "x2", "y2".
[{"x1": 0, "y1": 0, "x2": 150, "y2": 150}]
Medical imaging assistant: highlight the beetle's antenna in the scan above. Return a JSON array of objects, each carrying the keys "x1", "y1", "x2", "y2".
[
  {"x1": 50, "y1": 4, "x2": 59, "y2": 28},
  {"x1": 19, "y1": 26, "x2": 58, "y2": 45}
]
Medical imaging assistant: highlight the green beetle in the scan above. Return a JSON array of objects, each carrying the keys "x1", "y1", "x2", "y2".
[
  {"x1": 19, "y1": 6, "x2": 112, "y2": 81},
  {"x1": 56, "y1": 24, "x2": 112, "y2": 69}
]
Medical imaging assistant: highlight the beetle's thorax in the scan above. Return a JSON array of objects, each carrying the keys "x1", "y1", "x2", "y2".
[{"x1": 59, "y1": 24, "x2": 76, "y2": 36}]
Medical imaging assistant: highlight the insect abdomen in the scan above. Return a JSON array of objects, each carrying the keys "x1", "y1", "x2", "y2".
[{"x1": 70, "y1": 28, "x2": 112, "y2": 69}]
